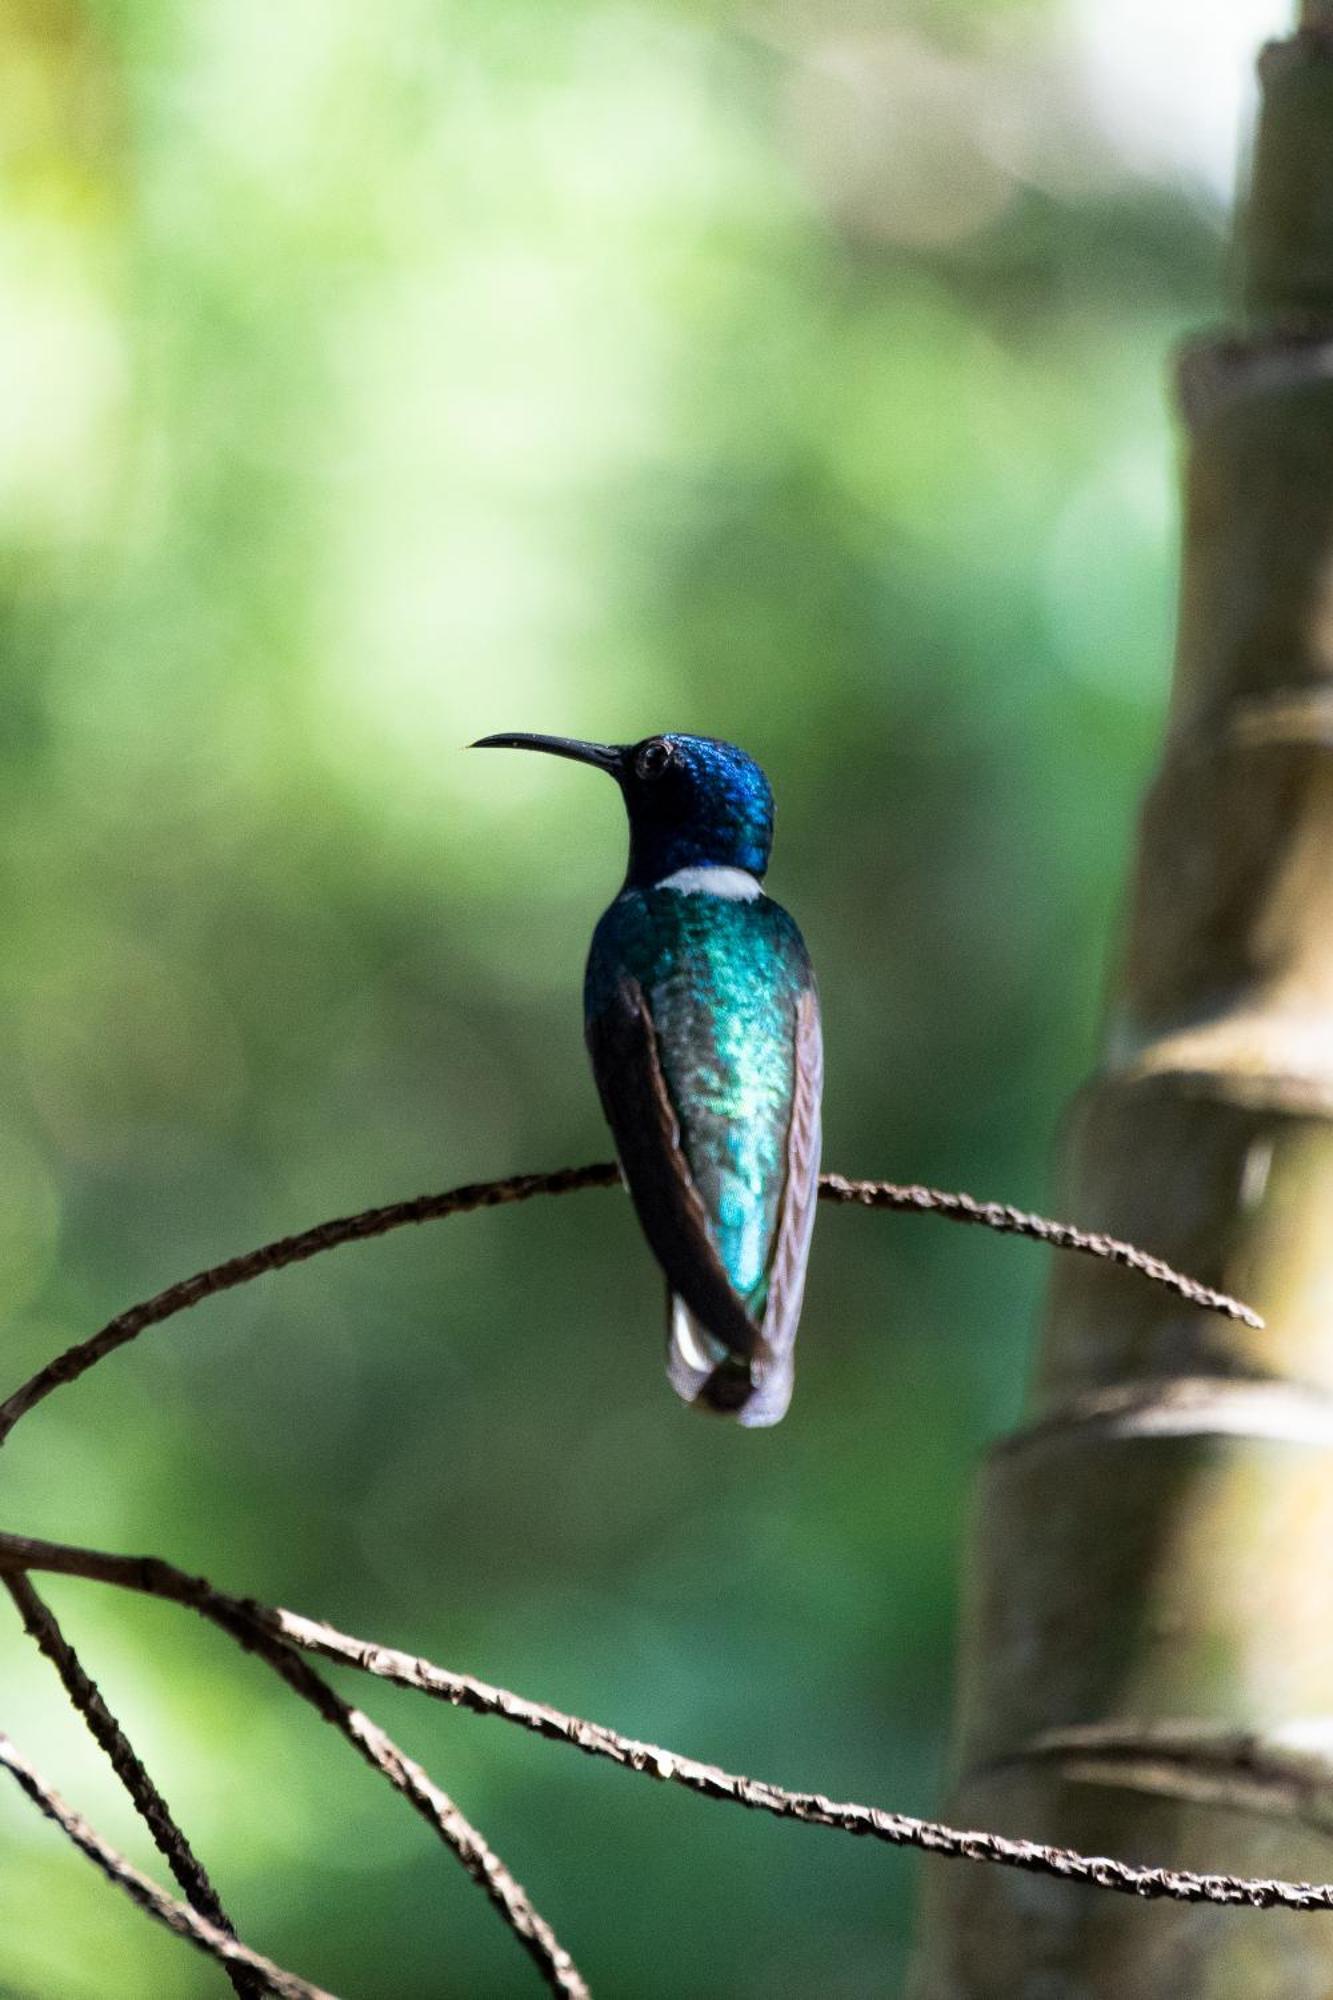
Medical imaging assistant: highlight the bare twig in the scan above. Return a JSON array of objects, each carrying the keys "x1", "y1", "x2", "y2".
[
  {"x1": 191, "y1": 1596, "x2": 588, "y2": 1999},
  {"x1": 0, "y1": 1164, "x2": 1260, "y2": 1450},
  {"x1": 0, "y1": 1165, "x2": 620, "y2": 1447},
  {"x1": 0, "y1": 1163, "x2": 1267, "y2": 1991},
  {"x1": 2, "y1": 1534, "x2": 584, "y2": 1994},
  {"x1": 332, "y1": 1705, "x2": 588, "y2": 2000},
  {"x1": 0, "y1": 1728, "x2": 337, "y2": 2000},
  {"x1": 1, "y1": 1528, "x2": 580, "y2": 1984},
  {"x1": 3, "y1": 1573, "x2": 262, "y2": 2000},
  {"x1": 1, "y1": 1529, "x2": 1328, "y2": 1915},
  {"x1": 816, "y1": 1175, "x2": 1262, "y2": 1327}
]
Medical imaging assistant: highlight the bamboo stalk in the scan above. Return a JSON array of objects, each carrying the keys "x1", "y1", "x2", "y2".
[{"x1": 910, "y1": 12, "x2": 1333, "y2": 1997}]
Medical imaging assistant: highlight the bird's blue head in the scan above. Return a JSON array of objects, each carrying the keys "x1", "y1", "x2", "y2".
[{"x1": 472, "y1": 732, "x2": 774, "y2": 889}]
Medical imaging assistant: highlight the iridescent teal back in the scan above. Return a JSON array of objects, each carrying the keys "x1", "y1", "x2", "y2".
[
  {"x1": 474, "y1": 727, "x2": 818, "y2": 1423},
  {"x1": 586, "y1": 887, "x2": 812, "y2": 1313}
]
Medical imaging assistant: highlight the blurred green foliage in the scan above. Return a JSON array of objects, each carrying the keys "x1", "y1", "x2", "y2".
[{"x1": 0, "y1": 0, "x2": 1255, "y2": 1992}]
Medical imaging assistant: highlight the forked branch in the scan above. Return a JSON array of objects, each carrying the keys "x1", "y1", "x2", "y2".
[
  {"x1": 3, "y1": 1572, "x2": 262, "y2": 2000},
  {"x1": 0, "y1": 1727, "x2": 340, "y2": 2000},
  {"x1": 4, "y1": 1544, "x2": 586, "y2": 1996},
  {"x1": 2, "y1": 1529, "x2": 1330, "y2": 1916},
  {"x1": 0, "y1": 1167, "x2": 1269, "y2": 1994}
]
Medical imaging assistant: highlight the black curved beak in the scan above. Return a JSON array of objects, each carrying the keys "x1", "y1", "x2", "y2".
[{"x1": 470, "y1": 733, "x2": 626, "y2": 775}]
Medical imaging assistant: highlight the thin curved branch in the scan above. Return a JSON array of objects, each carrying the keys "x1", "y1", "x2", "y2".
[
  {"x1": 5, "y1": 1535, "x2": 585, "y2": 1995},
  {"x1": 197, "y1": 1600, "x2": 588, "y2": 2000},
  {"x1": 815, "y1": 1174, "x2": 1261, "y2": 1326},
  {"x1": 2, "y1": 1544, "x2": 580, "y2": 1984},
  {"x1": 3, "y1": 1573, "x2": 262, "y2": 2000},
  {"x1": 341, "y1": 1707, "x2": 587, "y2": 1999},
  {"x1": 0, "y1": 1165, "x2": 620, "y2": 1447},
  {"x1": 1, "y1": 1529, "x2": 1327, "y2": 1915},
  {"x1": 5, "y1": 1527, "x2": 585, "y2": 1994},
  {"x1": 0, "y1": 1165, "x2": 1260, "y2": 1450},
  {"x1": 0, "y1": 1728, "x2": 338, "y2": 2000}
]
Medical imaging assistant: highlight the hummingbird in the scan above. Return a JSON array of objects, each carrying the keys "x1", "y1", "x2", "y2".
[{"x1": 472, "y1": 732, "x2": 822, "y2": 1427}]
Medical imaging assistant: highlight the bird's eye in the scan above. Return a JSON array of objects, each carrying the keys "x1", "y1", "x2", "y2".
[{"x1": 635, "y1": 739, "x2": 675, "y2": 782}]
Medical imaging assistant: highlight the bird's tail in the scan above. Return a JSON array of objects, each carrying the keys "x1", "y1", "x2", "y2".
[{"x1": 666, "y1": 1292, "x2": 793, "y2": 1429}]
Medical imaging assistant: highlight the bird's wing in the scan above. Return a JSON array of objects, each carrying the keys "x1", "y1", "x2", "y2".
[
  {"x1": 585, "y1": 976, "x2": 766, "y2": 1363},
  {"x1": 738, "y1": 986, "x2": 823, "y2": 1426}
]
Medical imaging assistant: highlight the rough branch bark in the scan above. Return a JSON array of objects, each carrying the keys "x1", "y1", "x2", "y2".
[
  {"x1": 0, "y1": 1167, "x2": 1266, "y2": 1994},
  {"x1": 3, "y1": 1532, "x2": 588, "y2": 1997},
  {"x1": 3, "y1": 1573, "x2": 262, "y2": 2000},
  {"x1": 8, "y1": 1528, "x2": 1333, "y2": 1913},
  {"x1": 0, "y1": 1166, "x2": 1255, "y2": 1449},
  {"x1": 910, "y1": 12, "x2": 1333, "y2": 1997},
  {"x1": 0, "y1": 1164, "x2": 1294, "y2": 1995},
  {"x1": 0, "y1": 1730, "x2": 341, "y2": 2000}
]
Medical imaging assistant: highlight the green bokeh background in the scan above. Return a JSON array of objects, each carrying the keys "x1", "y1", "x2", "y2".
[{"x1": 0, "y1": 1, "x2": 1276, "y2": 1993}]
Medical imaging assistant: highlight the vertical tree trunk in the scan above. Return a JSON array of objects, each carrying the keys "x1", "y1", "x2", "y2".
[{"x1": 910, "y1": 8, "x2": 1333, "y2": 1995}]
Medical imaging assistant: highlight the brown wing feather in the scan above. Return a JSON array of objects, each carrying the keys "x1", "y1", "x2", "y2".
[
  {"x1": 741, "y1": 986, "x2": 823, "y2": 1425},
  {"x1": 586, "y1": 977, "x2": 764, "y2": 1360}
]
